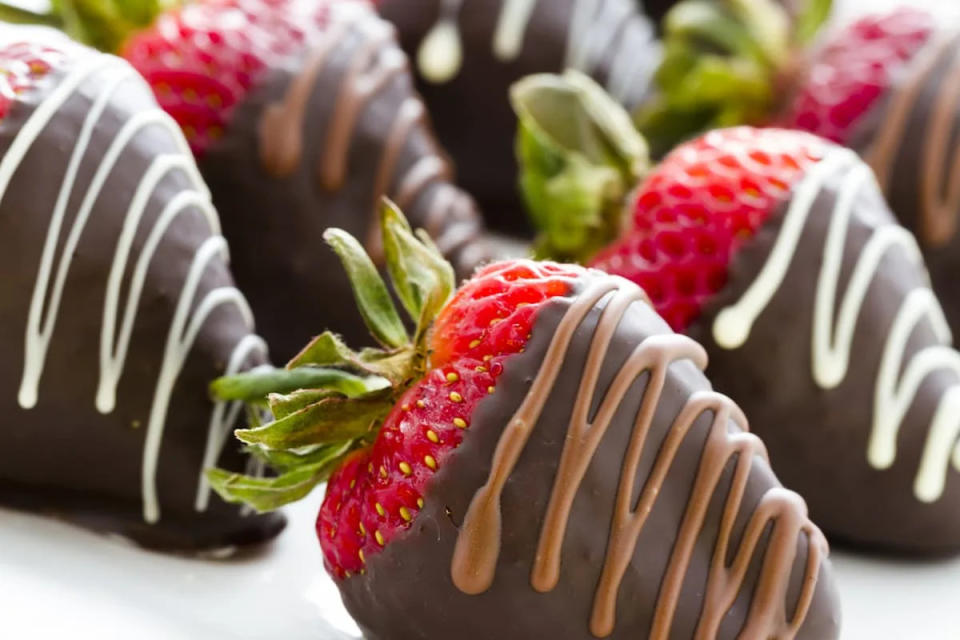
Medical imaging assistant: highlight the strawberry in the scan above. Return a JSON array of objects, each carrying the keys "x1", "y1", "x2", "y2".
[
  {"x1": 590, "y1": 126, "x2": 823, "y2": 330},
  {"x1": 0, "y1": 41, "x2": 64, "y2": 121},
  {"x1": 20, "y1": 0, "x2": 514, "y2": 358},
  {"x1": 318, "y1": 259, "x2": 578, "y2": 578},
  {"x1": 780, "y1": 7, "x2": 960, "y2": 340},
  {"x1": 515, "y1": 71, "x2": 960, "y2": 554},
  {"x1": 0, "y1": 35, "x2": 286, "y2": 549},
  {"x1": 780, "y1": 7, "x2": 934, "y2": 145},
  {"x1": 210, "y1": 200, "x2": 839, "y2": 639}
]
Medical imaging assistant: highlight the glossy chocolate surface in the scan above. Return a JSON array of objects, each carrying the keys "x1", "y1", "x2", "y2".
[
  {"x1": 202, "y1": 6, "x2": 506, "y2": 359},
  {"x1": 379, "y1": 0, "x2": 660, "y2": 235},
  {"x1": 340, "y1": 274, "x2": 840, "y2": 639},
  {"x1": 0, "y1": 45, "x2": 284, "y2": 549},
  {"x1": 690, "y1": 151, "x2": 960, "y2": 552}
]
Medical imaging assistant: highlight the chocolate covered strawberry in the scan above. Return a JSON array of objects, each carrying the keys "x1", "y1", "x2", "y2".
[
  {"x1": 780, "y1": 6, "x2": 960, "y2": 339},
  {"x1": 17, "y1": 0, "x2": 515, "y2": 358},
  {"x1": 516, "y1": 72, "x2": 960, "y2": 552},
  {"x1": 210, "y1": 200, "x2": 839, "y2": 638},
  {"x1": 0, "y1": 33, "x2": 286, "y2": 549}
]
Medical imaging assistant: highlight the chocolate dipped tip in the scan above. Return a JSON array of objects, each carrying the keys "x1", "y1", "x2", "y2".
[
  {"x1": 0, "y1": 36, "x2": 283, "y2": 549},
  {"x1": 690, "y1": 144, "x2": 960, "y2": 553},
  {"x1": 340, "y1": 269, "x2": 839, "y2": 639}
]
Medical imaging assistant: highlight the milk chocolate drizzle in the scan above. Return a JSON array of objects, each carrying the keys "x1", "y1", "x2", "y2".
[
  {"x1": 258, "y1": 6, "x2": 468, "y2": 252},
  {"x1": 867, "y1": 31, "x2": 960, "y2": 247},
  {"x1": 452, "y1": 278, "x2": 826, "y2": 638}
]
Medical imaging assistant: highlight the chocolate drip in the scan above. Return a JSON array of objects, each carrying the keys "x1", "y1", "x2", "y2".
[
  {"x1": 453, "y1": 279, "x2": 826, "y2": 638},
  {"x1": 379, "y1": 0, "x2": 661, "y2": 234},
  {"x1": 0, "y1": 43, "x2": 284, "y2": 549},
  {"x1": 200, "y1": 4, "x2": 494, "y2": 357},
  {"x1": 339, "y1": 273, "x2": 839, "y2": 640},
  {"x1": 691, "y1": 147, "x2": 960, "y2": 552}
]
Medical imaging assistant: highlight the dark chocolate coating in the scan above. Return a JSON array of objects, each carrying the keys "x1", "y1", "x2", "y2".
[
  {"x1": 847, "y1": 31, "x2": 960, "y2": 357},
  {"x1": 341, "y1": 276, "x2": 840, "y2": 639},
  {"x1": 640, "y1": 0, "x2": 678, "y2": 24},
  {"x1": 689, "y1": 159, "x2": 960, "y2": 553},
  {"x1": 201, "y1": 8, "x2": 513, "y2": 360},
  {"x1": 379, "y1": 0, "x2": 661, "y2": 236},
  {"x1": 0, "y1": 46, "x2": 284, "y2": 549}
]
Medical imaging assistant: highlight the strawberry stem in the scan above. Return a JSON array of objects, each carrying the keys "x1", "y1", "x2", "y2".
[
  {"x1": 211, "y1": 366, "x2": 388, "y2": 404},
  {"x1": 0, "y1": 0, "x2": 179, "y2": 53},
  {"x1": 324, "y1": 227, "x2": 410, "y2": 349},
  {"x1": 511, "y1": 70, "x2": 649, "y2": 264},
  {"x1": 635, "y1": 0, "x2": 831, "y2": 158},
  {"x1": 206, "y1": 198, "x2": 456, "y2": 512},
  {"x1": 0, "y1": 3, "x2": 61, "y2": 27}
]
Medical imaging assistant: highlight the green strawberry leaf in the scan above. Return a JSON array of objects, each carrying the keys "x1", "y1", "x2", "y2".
[
  {"x1": 381, "y1": 198, "x2": 455, "y2": 324},
  {"x1": 267, "y1": 389, "x2": 340, "y2": 420},
  {"x1": 324, "y1": 227, "x2": 409, "y2": 349},
  {"x1": 235, "y1": 389, "x2": 392, "y2": 450},
  {"x1": 511, "y1": 70, "x2": 648, "y2": 264},
  {"x1": 246, "y1": 441, "x2": 354, "y2": 473},
  {"x1": 210, "y1": 366, "x2": 386, "y2": 404},
  {"x1": 206, "y1": 442, "x2": 351, "y2": 512},
  {"x1": 208, "y1": 202, "x2": 462, "y2": 513},
  {"x1": 637, "y1": 0, "x2": 830, "y2": 158},
  {"x1": 793, "y1": 0, "x2": 833, "y2": 44}
]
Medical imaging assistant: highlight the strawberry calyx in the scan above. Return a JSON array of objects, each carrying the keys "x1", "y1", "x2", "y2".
[
  {"x1": 635, "y1": 0, "x2": 830, "y2": 158},
  {"x1": 511, "y1": 70, "x2": 649, "y2": 265},
  {"x1": 206, "y1": 199, "x2": 456, "y2": 512},
  {"x1": 0, "y1": 0, "x2": 173, "y2": 54}
]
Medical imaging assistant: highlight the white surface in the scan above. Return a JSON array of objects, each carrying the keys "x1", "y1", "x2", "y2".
[
  {"x1": 1, "y1": 496, "x2": 959, "y2": 639},
  {"x1": 0, "y1": 499, "x2": 360, "y2": 640}
]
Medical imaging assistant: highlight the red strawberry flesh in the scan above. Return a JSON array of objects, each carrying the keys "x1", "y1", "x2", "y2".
[
  {"x1": 120, "y1": 0, "x2": 351, "y2": 155},
  {"x1": 781, "y1": 7, "x2": 934, "y2": 144},
  {"x1": 317, "y1": 260, "x2": 581, "y2": 579},
  {"x1": 591, "y1": 127, "x2": 825, "y2": 331},
  {"x1": 0, "y1": 42, "x2": 65, "y2": 123}
]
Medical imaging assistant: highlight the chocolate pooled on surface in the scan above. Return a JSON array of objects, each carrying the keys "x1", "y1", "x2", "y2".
[
  {"x1": 341, "y1": 272, "x2": 840, "y2": 639},
  {"x1": 0, "y1": 40, "x2": 284, "y2": 550},
  {"x1": 690, "y1": 147, "x2": 960, "y2": 553},
  {"x1": 200, "y1": 3, "x2": 511, "y2": 359},
  {"x1": 378, "y1": 0, "x2": 661, "y2": 235}
]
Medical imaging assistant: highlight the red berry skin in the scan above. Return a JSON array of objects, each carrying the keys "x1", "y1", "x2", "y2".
[
  {"x1": 781, "y1": 7, "x2": 934, "y2": 144},
  {"x1": 120, "y1": 0, "x2": 359, "y2": 155},
  {"x1": 316, "y1": 260, "x2": 583, "y2": 579},
  {"x1": 590, "y1": 127, "x2": 825, "y2": 332},
  {"x1": 0, "y1": 42, "x2": 65, "y2": 123}
]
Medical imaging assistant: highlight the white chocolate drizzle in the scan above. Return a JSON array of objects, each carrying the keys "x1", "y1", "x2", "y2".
[
  {"x1": 4, "y1": 54, "x2": 266, "y2": 522},
  {"x1": 417, "y1": 0, "x2": 464, "y2": 83},
  {"x1": 713, "y1": 148, "x2": 960, "y2": 502},
  {"x1": 492, "y1": 0, "x2": 537, "y2": 61},
  {"x1": 415, "y1": 0, "x2": 659, "y2": 106}
]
